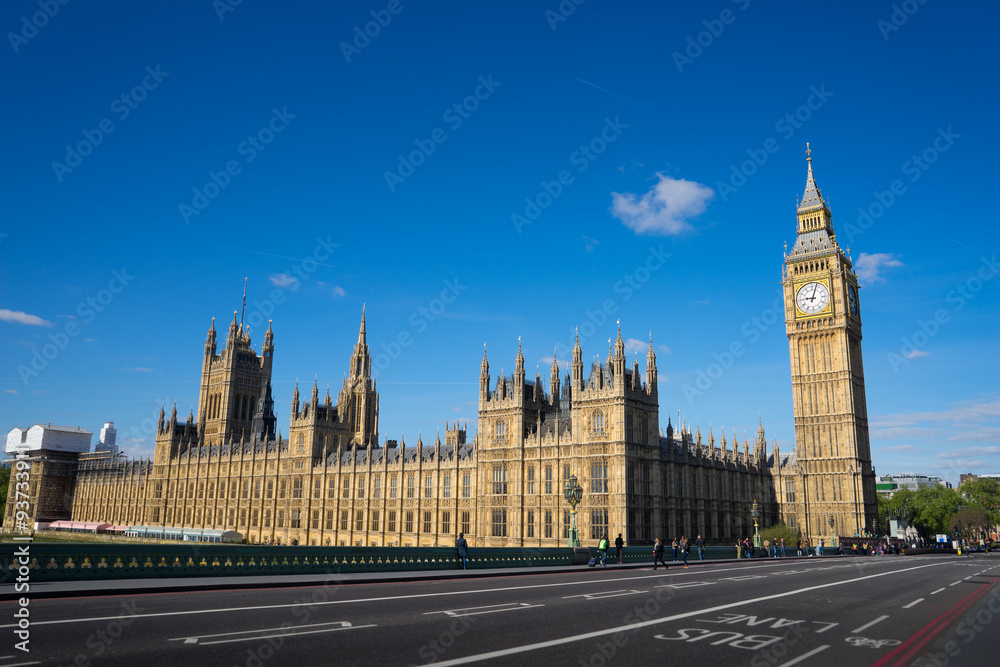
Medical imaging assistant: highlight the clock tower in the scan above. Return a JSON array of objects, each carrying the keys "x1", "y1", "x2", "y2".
[{"x1": 780, "y1": 145, "x2": 877, "y2": 542}]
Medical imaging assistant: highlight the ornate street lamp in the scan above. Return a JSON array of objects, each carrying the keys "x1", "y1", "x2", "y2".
[
  {"x1": 563, "y1": 473, "x2": 583, "y2": 548},
  {"x1": 751, "y1": 499, "x2": 761, "y2": 548},
  {"x1": 829, "y1": 514, "x2": 836, "y2": 549}
]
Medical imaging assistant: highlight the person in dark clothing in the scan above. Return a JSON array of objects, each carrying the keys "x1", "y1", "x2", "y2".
[
  {"x1": 671, "y1": 537, "x2": 679, "y2": 561},
  {"x1": 652, "y1": 538, "x2": 667, "y2": 570},
  {"x1": 681, "y1": 536, "x2": 690, "y2": 568},
  {"x1": 696, "y1": 535, "x2": 705, "y2": 560},
  {"x1": 598, "y1": 534, "x2": 609, "y2": 567},
  {"x1": 456, "y1": 533, "x2": 468, "y2": 569},
  {"x1": 615, "y1": 533, "x2": 624, "y2": 564}
]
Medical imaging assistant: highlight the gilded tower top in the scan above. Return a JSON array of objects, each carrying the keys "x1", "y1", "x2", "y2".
[{"x1": 797, "y1": 143, "x2": 828, "y2": 214}]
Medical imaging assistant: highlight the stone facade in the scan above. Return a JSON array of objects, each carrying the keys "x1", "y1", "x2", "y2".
[
  {"x1": 772, "y1": 146, "x2": 878, "y2": 541},
  {"x1": 5, "y1": 153, "x2": 875, "y2": 546}
]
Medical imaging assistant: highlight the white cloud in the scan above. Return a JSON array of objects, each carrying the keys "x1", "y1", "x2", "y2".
[
  {"x1": 937, "y1": 446, "x2": 1000, "y2": 459},
  {"x1": 905, "y1": 350, "x2": 929, "y2": 359},
  {"x1": 317, "y1": 281, "x2": 346, "y2": 298},
  {"x1": 611, "y1": 173, "x2": 714, "y2": 235},
  {"x1": 269, "y1": 273, "x2": 300, "y2": 290},
  {"x1": 658, "y1": 344, "x2": 671, "y2": 355},
  {"x1": 4, "y1": 389, "x2": 19, "y2": 394},
  {"x1": 125, "y1": 367, "x2": 154, "y2": 372},
  {"x1": 855, "y1": 252, "x2": 903, "y2": 284},
  {"x1": 624, "y1": 338, "x2": 646, "y2": 355},
  {"x1": 880, "y1": 445, "x2": 917, "y2": 453},
  {"x1": 0, "y1": 309, "x2": 53, "y2": 327},
  {"x1": 582, "y1": 235, "x2": 599, "y2": 252}
]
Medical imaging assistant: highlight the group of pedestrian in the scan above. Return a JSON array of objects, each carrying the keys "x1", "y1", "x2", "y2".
[{"x1": 596, "y1": 533, "x2": 626, "y2": 566}]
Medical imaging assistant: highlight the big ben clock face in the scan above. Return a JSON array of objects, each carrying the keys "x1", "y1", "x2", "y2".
[
  {"x1": 848, "y1": 285, "x2": 860, "y2": 317},
  {"x1": 796, "y1": 282, "x2": 830, "y2": 315}
]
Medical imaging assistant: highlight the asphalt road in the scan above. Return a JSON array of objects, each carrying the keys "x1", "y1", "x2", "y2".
[{"x1": 1, "y1": 554, "x2": 998, "y2": 667}]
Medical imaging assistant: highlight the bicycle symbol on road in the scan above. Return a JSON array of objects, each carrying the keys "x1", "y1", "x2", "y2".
[{"x1": 845, "y1": 636, "x2": 902, "y2": 649}]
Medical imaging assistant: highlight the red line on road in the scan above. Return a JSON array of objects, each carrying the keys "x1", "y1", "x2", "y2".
[{"x1": 872, "y1": 581, "x2": 996, "y2": 667}]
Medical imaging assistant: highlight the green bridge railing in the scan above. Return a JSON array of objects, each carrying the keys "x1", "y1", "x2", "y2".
[{"x1": 1, "y1": 542, "x2": 576, "y2": 583}]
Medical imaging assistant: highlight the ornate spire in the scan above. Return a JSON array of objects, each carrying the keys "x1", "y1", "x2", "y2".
[
  {"x1": 798, "y1": 143, "x2": 828, "y2": 214},
  {"x1": 358, "y1": 304, "x2": 367, "y2": 345}
]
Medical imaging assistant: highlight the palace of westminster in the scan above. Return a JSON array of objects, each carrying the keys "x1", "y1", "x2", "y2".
[{"x1": 4, "y1": 153, "x2": 879, "y2": 547}]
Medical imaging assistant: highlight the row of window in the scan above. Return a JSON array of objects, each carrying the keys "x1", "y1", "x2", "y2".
[
  {"x1": 154, "y1": 473, "x2": 475, "y2": 501},
  {"x1": 493, "y1": 462, "x2": 609, "y2": 495}
]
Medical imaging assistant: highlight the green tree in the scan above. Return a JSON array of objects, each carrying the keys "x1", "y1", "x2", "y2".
[
  {"x1": 948, "y1": 506, "x2": 992, "y2": 540},
  {"x1": 961, "y1": 478, "x2": 1000, "y2": 523},
  {"x1": 760, "y1": 522, "x2": 801, "y2": 547},
  {"x1": 910, "y1": 486, "x2": 964, "y2": 536}
]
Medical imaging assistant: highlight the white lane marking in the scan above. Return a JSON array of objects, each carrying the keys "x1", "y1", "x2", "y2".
[
  {"x1": 0, "y1": 662, "x2": 41, "y2": 667},
  {"x1": 852, "y1": 615, "x2": 889, "y2": 633},
  {"x1": 0, "y1": 560, "x2": 807, "y2": 629},
  {"x1": 430, "y1": 562, "x2": 947, "y2": 666},
  {"x1": 930, "y1": 588, "x2": 946, "y2": 595},
  {"x1": 169, "y1": 620, "x2": 364, "y2": 644},
  {"x1": 950, "y1": 581, "x2": 962, "y2": 586},
  {"x1": 424, "y1": 603, "x2": 542, "y2": 617},
  {"x1": 563, "y1": 589, "x2": 646, "y2": 600},
  {"x1": 776, "y1": 645, "x2": 831, "y2": 667},
  {"x1": 903, "y1": 598, "x2": 925, "y2": 609},
  {"x1": 169, "y1": 620, "x2": 375, "y2": 646}
]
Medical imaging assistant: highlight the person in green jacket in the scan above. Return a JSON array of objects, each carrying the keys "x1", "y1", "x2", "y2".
[{"x1": 598, "y1": 534, "x2": 609, "y2": 567}]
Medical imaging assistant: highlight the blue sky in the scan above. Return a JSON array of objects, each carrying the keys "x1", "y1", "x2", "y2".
[{"x1": 1, "y1": 0, "x2": 997, "y2": 484}]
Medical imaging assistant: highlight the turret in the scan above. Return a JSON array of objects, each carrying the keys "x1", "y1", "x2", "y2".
[
  {"x1": 479, "y1": 346, "x2": 490, "y2": 399},
  {"x1": 572, "y1": 329, "x2": 583, "y2": 390},
  {"x1": 291, "y1": 381, "x2": 300, "y2": 418},
  {"x1": 205, "y1": 317, "x2": 217, "y2": 357},
  {"x1": 549, "y1": 351, "x2": 560, "y2": 406},
  {"x1": 514, "y1": 338, "x2": 525, "y2": 394},
  {"x1": 263, "y1": 319, "x2": 273, "y2": 358},
  {"x1": 646, "y1": 334, "x2": 658, "y2": 394},
  {"x1": 157, "y1": 404, "x2": 165, "y2": 434}
]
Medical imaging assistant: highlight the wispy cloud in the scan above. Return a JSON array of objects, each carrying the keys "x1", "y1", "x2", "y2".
[
  {"x1": 658, "y1": 344, "x2": 671, "y2": 355},
  {"x1": 125, "y1": 367, "x2": 154, "y2": 372},
  {"x1": 937, "y1": 446, "x2": 1000, "y2": 459},
  {"x1": 317, "y1": 281, "x2": 346, "y2": 298},
  {"x1": 269, "y1": 273, "x2": 300, "y2": 290},
  {"x1": 880, "y1": 444, "x2": 917, "y2": 453},
  {"x1": 611, "y1": 174, "x2": 713, "y2": 235},
  {"x1": 582, "y1": 235, "x2": 599, "y2": 253},
  {"x1": 4, "y1": 389, "x2": 19, "y2": 394},
  {"x1": 871, "y1": 397, "x2": 1000, "y2": 447},
  {"x1": 855, "y1": 252, "x2": 903, "y2": 284},
  {"x1": 905, "y1": 350, "x2": 929, "y2": 359},
  {"x1": 0, "y1": 309, "x2": 54, "y2": 327}
]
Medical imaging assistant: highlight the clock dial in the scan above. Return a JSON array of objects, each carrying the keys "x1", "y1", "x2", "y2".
[
  {"x1": 847, "y1": 285, "x2": 859, "y2": 317},
  {"x1": 796, "y1": 282, "x2": 830, "y2": 315}
]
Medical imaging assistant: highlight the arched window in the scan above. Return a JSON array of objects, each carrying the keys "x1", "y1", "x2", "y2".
[{"x1": 593, "y1": 411, "x2": 604, "y2": 432}]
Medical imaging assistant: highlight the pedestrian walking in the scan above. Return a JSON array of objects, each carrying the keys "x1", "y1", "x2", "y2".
[
  {"x1": 652, "y1": 537, "x2": 667, "y2": 570},
  {"x1": 736, "y1": 539, "x2": 742, "y2": 559},
  {"x1": 615, "y1": 533, "x2": 624, "y2": 564},
  {"x1": 681, "y1": 536, "x2": 690, "y2": 568},
  {"x1": 672, "y1": 537, "x2": 679, "y2": 561},
  {"x1": 598, "y1": 534, "x2": 609, "y2": 567},
  {"x1": 456, "y1": 533, "x2": 468, "y2": 569},
  {"x1": 696, "y1": 534, "x2": 705, "y2": 560},
  {"x1": 780, "y1": 538, "x2": 786, "y2": 558}
]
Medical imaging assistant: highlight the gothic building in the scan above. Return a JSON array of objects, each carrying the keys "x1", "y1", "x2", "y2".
[
  {"x1": 771, "y1": 145, "x2": 878, "y2": 540},
  {"x1": 5, "y1": 149, "x2": 874, "y2": 546}
]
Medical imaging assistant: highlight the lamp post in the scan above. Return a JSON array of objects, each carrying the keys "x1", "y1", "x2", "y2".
[
  {"x1": 751, "y1": 499, "x2": 761, "y2": 548},
  {"x1": 563, "y1": 473, "x2": 583, "y2": 548},
  {"x1": 829, "y1": 514, "x2": 836, "y2": 551}
]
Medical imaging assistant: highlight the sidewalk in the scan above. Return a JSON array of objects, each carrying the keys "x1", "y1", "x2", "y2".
[{"x1": 0, "y1": 553, "x2": 840, "y2": 600}]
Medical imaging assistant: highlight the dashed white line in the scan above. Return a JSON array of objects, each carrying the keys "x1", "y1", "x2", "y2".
[
  {"x1": 903, "y1": 598, "x2": 925, "y2": 609},
  {"x1": 852, "y1": 615, "x2": 889, "y2": 633},
  {"x1": 776, "y1": 644, "x2": 831, "y2": 667},
  {"x1": 930, "y1": 588, "x2": 946, "y2": 595},
  {"x1": 950, "y1": 581, "x2": 963, "y2": 586}
]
